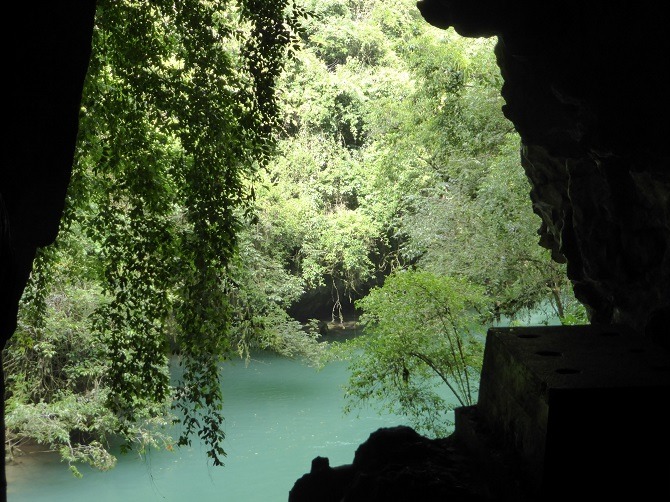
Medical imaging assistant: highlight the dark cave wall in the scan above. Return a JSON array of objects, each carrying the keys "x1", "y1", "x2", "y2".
[
  {"x1": 1, "y1": 2, "x2": 97, "y2": 346},
  {"x1": 1, "y1": 3, "x2": 96, "y2": 497},
  {"x1": 419, "y1": 1, "x2": 670, "y2": 342}
]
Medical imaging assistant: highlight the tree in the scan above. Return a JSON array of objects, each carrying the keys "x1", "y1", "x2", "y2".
[
  {"x1": 316, "y1": 0, "x2": 585, "y2": 435},
  {"x1": 251, "y1": 0, "x2": 445, "y2": 320},
  {"x1": 227, "y1": 227, "x2": 325, "y2": 363},
  {"x1": 4, "y1": 0, "x2": 306, "y2": 472},
  {"x1": 399, "y1": 134, "x2": 583, "y2": 323},
  {"x1": 333, "y1": 270, "x2": 486, "y2": 437}
]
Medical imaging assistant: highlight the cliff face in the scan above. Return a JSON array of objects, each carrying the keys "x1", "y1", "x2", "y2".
[
  {"x1": 1, "y1": 2, "x2": 97, "y2": 346},
  {"x1": 1, "y1": 4, "x2": 96, "y2": 495},
  {"x1": 418, "y1": 1, "x2": 670, "y2": 344}
]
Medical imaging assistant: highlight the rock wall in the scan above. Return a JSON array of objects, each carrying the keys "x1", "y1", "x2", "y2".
[
  {"x1": 289, "y1": 426, "x2": 489, "y2": 501},
  {"x1": 1, "y1": 3, "x2": 96, "y2": 496},
  {"x1": 1, "y1": 2, "x2": 97, "y2": 347},
  {"x1": 418, "y1": 1, "x2": 670, "y2": 344}
]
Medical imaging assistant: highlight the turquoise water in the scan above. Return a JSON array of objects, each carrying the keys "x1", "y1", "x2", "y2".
[
  {"x1": 8, "y1": 311, "x2": 554, "y2": 502},
  {"x1": 7, "y1": 351, "x2": 408, "y2": 502}
]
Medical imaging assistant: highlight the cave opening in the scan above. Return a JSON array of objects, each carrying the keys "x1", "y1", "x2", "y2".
[{"x1": 3, "y1": 1, "x2": 670, "y2": 500}]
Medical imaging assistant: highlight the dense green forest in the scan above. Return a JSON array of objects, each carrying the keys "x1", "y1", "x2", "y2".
[{"x1": 3, "y1": 0, "x2": 584, "y2": 475}]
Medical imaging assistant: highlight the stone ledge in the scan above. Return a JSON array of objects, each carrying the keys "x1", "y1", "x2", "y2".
[{"x1": 475, "y1": 325, "x2": 670, "y2": 500}]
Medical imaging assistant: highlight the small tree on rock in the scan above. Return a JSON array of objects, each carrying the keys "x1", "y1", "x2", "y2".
[{"x1": 332, "y1": 269, "x2": 487, "y2": 437}]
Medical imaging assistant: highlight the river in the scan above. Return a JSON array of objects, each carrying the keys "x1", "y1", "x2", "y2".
[
  {"x1": 7, "y1": 307, "x2": 561, "y2": 501},
  {"x1": 7, "y1": 348, "x2": 411, "y2": 502}
]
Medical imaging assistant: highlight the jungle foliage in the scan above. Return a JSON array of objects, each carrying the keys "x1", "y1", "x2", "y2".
[
  {"x1": 4, "y1": 0, "x2": 585, "y2": 472},
  {"x1": 284, "y1": 0, "x2": 586, "y2": 435},
  {"x1": 4, "y1": 0, "x2": 307, "y2": 474}
]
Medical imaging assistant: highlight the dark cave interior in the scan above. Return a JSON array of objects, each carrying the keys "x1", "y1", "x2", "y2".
[{"x1": 2, "y1": 1, "x2": 669, "y2": 500}]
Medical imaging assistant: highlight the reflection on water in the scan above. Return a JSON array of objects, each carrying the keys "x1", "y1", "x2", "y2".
[{"x1": 7, "y1": 351, "x2": 406, "y2": 502}]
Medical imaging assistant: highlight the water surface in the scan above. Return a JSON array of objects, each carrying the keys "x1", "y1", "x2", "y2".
[{"x1": 7, "y1": 351, "x2": 407, "y2": 502}]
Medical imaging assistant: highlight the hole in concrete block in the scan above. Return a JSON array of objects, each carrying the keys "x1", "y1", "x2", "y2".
[
  {"x1": 535, "y1": 350, "x2": 562, "y2": 357},
  {"x1": 599, "y1": 331, "x2": 620, "y2": 337},
  {"x1": 555, "y1": 368, "x2": 581, "y2": 375},
  {"x1": 651, "y1": 365, "x2": 670, "y2": 372},
  {"x1": 629, "y1": 348, "x2": 645, "y2": 353},
  {"x1": 517, "y1": 334, "x2": 540, "y2": 339}
]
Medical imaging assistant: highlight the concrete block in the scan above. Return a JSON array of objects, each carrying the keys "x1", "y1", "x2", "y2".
[{"x1": 476, "y1": 325, "x2": 670, "y2": 499}]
